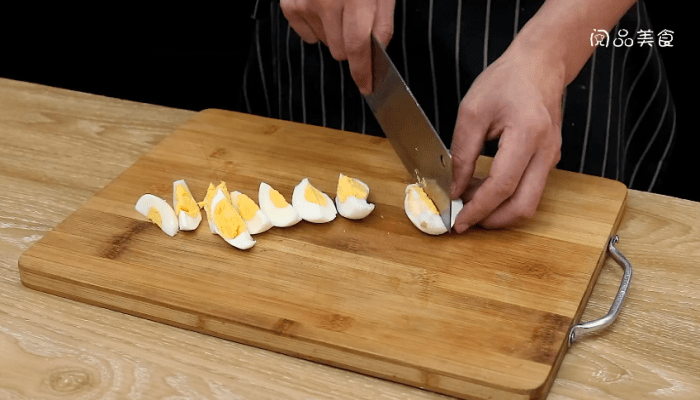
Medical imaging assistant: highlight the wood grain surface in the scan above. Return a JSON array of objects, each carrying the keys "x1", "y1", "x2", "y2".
[
  {"x1": 18, "y1": 108, "x2": 627, "y2": 399},
  {"x1": 1, "y1": 77, "x2": 699, "y2": 400}
]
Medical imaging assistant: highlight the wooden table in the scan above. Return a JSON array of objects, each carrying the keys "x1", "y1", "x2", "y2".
[{"x1": 1, "y1": 77, "x2": 698, "y2": 399}]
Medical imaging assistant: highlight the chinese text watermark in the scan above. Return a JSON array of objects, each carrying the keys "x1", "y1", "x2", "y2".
[{"x1": 591, "y1": 29, "x2": 674, "y2": 47}]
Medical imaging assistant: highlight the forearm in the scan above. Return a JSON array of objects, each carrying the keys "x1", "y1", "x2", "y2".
[{"x1": 510, "y1": 0, "x2": 638, "y2": 85}]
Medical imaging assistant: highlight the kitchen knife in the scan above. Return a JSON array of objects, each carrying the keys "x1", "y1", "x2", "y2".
[{"x1": 363, "y1": 35, "x2": 452, "y2": 232}]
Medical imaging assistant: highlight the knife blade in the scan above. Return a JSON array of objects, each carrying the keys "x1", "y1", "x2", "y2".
[{"x1": 363, "y1": 35, "x2": 453, "y2": 232}]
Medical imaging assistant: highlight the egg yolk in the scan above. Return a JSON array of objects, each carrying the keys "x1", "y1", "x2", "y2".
[
  {"x1": 198, "y1": 182, "x2": 232, "y2": 220},
  {"x1": 269, "y1": 188, "x2": 289, "y2": 208},
  {"x1": 337, "y1": 175, "x2": 368, "y2": 202},
  {"x1": 304, "y1": 184, "x2": 327, "y2": 206},
  {"x1": 175, "y1": 184, "x2": 199, "y2": 217},
  {"x1": 198, "y1": 183, "x2": 217, "y2": 210},
  {"x1": 409, "y1": 186, "x2": 438, "y2": 215},
  {"x1": 147, "y1": 207, "x2": 163, "y2": 227},
  {"x1": 213, "y1": 199, "x2": 245, "y2": 239},
  {"x1": 236, "y1": 194, "x2": 259, "y2": 221}
]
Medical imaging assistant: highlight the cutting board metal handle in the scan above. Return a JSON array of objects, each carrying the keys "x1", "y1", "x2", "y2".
[{"x1": 568, "y1": 235, "x2": 633, "y2": 345}]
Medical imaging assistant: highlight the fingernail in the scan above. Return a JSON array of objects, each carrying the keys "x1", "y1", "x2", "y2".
[{"x1": 451, "y1": 182, "x2": 457, "y2": 198}]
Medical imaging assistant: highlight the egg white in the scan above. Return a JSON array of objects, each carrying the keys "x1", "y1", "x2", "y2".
[
  {"x1": 173, "y1": 179, "x2": 202, "y2": 231},
  {"x1": 292, "y1": 178, "x2": 337, "y2": 223},
  {"x1": 210, "y1": 189, "x2": 256, "y2": 250},
  {"x1": 230, "y1": 190, "x2": 273, "y2": 234},
  {"x1": 450, "y1": 198, "x2": 464, "y2": 228},
  {"x1": 404, "y1": 184, "x2": 464, "y2": 235},
  {"x1": 258, "y1": 182, "x2": 301, "y2": 227},
  {"x1": 135, "y1": 194, "x2": 179, "y2": 237},
  {"x1": 335, "y1": 173, "x2": 374, "y2": 220}
]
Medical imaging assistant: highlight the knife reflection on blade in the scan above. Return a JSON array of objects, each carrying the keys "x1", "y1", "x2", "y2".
[{"x1": 363, "y1": 35, "x2": 453, "y2": 232}]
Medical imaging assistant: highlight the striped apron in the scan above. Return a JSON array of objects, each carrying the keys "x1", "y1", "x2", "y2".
[{"x1": 239, "y1": 0, "x2": 676, "y2": 192}]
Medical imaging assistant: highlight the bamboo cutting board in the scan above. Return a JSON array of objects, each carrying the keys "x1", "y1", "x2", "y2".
[{"x1": 18, "y1": 109, "x2": 627, "y2": 399}]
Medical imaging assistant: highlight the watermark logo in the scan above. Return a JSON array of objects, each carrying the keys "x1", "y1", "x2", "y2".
[
  {"x1": 637, "y1": 29, "x2": 654, "y2": 46},
  {"x1": 613, "y1": 29, "x2": 635, "y2": 47},
  {"x1": 590, "y1": 29, "x2": 609, "y2": 47},
  {"x1": 657, "y1": 29, "x2": 674, "y2": 47},
  {"x1": 591, "y1": 29, "x2": 674, "y2": 47}
]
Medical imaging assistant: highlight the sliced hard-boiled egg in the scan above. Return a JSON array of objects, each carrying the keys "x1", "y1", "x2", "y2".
[
  {"x1": 450, "y1": 199, "x2": 464, "y2": 228},
  {"x1": 198, "y1": 181, "x2": 232, "y2": 233},
  {"x1": 230, "y1": 190, "x2": 272, "y2": 234},
  {"x1": 258, "y1": 182, "x2": 301, "y2": 227},
  {"x1": 135, "y1": 194, "x2": 179, "y2": 237},
  {"x1": 173, "y1": 179, "x2": 202, "y2": 231},
  {"x1": 210, "y1": 189, "x2": 256, "y2": 250},
  {"x1": 292, "y1": 178, "x2": 337, "y2": 223},
  {"x1": 335, "y1": 173, "x2": 374, "y2": 220},
  {"x1": 404, "y1": 183, "x2": 464, "y2": 235}
]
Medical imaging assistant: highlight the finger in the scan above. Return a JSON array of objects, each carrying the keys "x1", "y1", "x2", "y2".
[
  {"x1": 478, "y1": 147, "x2": 554, "y2": 229},
  {"x1": 372, "y1": 0, "x2": 396, "y2": 48},
  {"x1": 459, "y1": 176, "x2": 485, "y2": 203},
  {"x1": 450, "y1": 100, "x2": 491, "y2": 199},
  {"x1": 452, "y1": 129, "x2": 535, "y2": 233},
  {"x1": 280, "y1": 0, "x2": 321, "y2": 44},
  {"x1": 319, "y1": 2, "x2": 346, "y2": 60},
  {"x1": 306, "y1": 13, "x2": 328, "y2": 45},
  {"x1": 343, "y1": 0, "x2": 376, "y2": 94}
]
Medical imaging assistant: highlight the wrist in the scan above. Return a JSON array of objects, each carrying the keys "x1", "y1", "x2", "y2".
[
  {"x1": 508, "y1": 8, "x2": 585, "y2": 87},
  {"x1": 506, "y1": 25, "x2": 568, "y2": 88},
  {"x1": 509, "y1": 0, "x2": 637, "y2": 85}
]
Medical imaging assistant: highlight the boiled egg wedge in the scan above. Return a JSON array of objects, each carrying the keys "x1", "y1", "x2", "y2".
[
  {"x1": 258, "y1": 182, "x2": 301, "y2": 227},
  {"x1": 292, "y1": 178, "x2": 337, "y2": 223},
  {"x1": 173, "y1": 179, "x2": 202, "y2": 231},
  {"x1": 404, "y1": 184, "x2": 464, "y2": 235},
  {"x1": 198, "y1": 181, "x2": 232, "y2": 233},
  {"x1": 335, "y1": 173, "x2": 374, "y2": 220},
  {"x1": 135, "y1": 194, "x2": 179, "y2": 237},
  {"x1": 230, "y1": 190, "x2": 272, "y2": 234},
  {"x1": 210, "y1": 189, "x2": 256, "y2": 250}
]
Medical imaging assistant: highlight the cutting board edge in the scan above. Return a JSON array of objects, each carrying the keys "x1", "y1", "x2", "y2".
[
  {"x1": 571, "y1": 188, "x2": 629, "y2": 328},
  {"x1": 16, "y1": 258, "x2": 540, "y2": 400},
  {"x1": 536, "y1": 188, "x2": 629, "y2": 398},
  {"x1": 15, "y1": 108, "x2": 632, "y2": 400}
]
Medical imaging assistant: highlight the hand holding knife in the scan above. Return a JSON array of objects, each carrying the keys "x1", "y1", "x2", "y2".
[{"x1": 282, "y1": 0, "x2": 561, "y2": 232}]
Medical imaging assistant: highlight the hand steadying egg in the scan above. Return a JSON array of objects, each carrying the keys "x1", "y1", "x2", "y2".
[
  {"x1": 335, "y1": 173, "x2": 374, "y2": 220},
  {"x1": 210, "y1": 189, "x2": 256, "y2": 250},
  {"x1": 135, "y1": 194, "x2": 179, "y2": 237},
  {"x1": 230, "y1": 190, "x2": 272, "y2": 234},
  {"x1": 404, "y1": 184, "x2": 464, "y2": 235},
  {"x1": 292, "y1": 178, "x2": 337, "y2": 223},
  {"x1": 259, "y1": 182, "x2": 301, "y2": 227},
  {"x1": 173, "y1": 179, "x2": 202, "y2": 231}
]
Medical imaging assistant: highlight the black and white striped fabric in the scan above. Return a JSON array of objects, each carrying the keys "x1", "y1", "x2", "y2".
[{"x1": 239, "y1": 0, "x2": 676, "y2": 192}]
